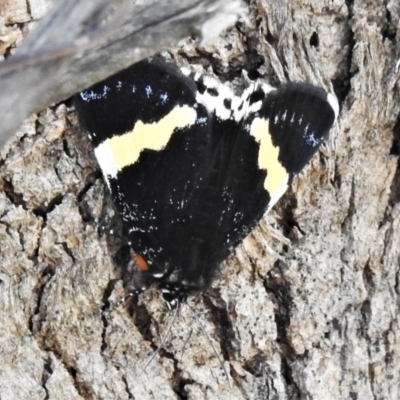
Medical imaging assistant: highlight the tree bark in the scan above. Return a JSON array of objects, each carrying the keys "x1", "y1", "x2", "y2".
[
  {"x1": 0, "y1": 0, "x2": 399, "y2": 399},
  {"x1": 0, "y1": 0, "x2": 242, "y2": 149}
]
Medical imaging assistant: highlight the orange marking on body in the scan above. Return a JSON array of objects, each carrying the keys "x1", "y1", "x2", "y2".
[{"x1": 136, "y1": 254, "x2": 149, "y2": 271}]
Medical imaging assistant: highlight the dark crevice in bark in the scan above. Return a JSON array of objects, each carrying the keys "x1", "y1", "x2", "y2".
[
  {"x1": 332, "y1": 1, "x2": 355, "y2": 105},
  {"x1": 100, "y1": 279, "x2": 120, "y2": 353},
  {"x1": 281, "y1": 357, "x2": 300, "y2": 400},
  {"x1": 2, "y1": 178, "x2": 26, "y2": 208},
  {"x1": 381, "y1": 3, "x2": 396, "y2": 41},
  {"x1": 309, "y1": 31, "x2": 319, "y2": 48},
  {"x1": 204, "y1": 294, "x2": 237, "y2": 361},
  {"x1": 277, "y1": 194, "x2": 303, "y2": 240},
  {"x1": 126, "y1": 296, "x2": 153, "y2": 343},
  {"x1": 388, "y1": 112, "x2": 400, "y2": 205},
  {"x1": 264, "y1": 262, "x2": 292, "y2": 345},
  {"x1": 41, "y1": 357, "x2": 52, "y2": 400},
  {"x1": 121, "y1": 374, "x2": 134, "y2": 399}
]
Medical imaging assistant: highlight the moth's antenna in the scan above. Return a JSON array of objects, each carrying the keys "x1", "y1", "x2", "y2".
[
  {"x1": 186, "y1": 302, "x2": 232, "y2": 389},
  {"x1": 136, "y1": 298, "x2": 180, "y2": 378},
  {"x1": 179, "y1": 322, "x2": 194, "y2": 358}
]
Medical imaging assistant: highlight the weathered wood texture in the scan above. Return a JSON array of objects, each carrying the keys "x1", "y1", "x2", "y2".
[
  {"x1": 0, "y1": 0, "x2": 399, "y2": 399},
  {"x1": 0, "y1": 0, "x2": 243, "y2": 149}
]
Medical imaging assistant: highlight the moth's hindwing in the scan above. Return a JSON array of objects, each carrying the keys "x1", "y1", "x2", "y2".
[{"x1": 75, "y1": 57, "x2": 338, "y2": 303}]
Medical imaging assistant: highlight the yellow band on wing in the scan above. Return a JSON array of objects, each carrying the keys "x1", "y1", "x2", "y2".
[
  {"x1": 250, "y1": 118, "x2": 289, "y2": 208},
  {"x1": 94, "y1": 105, "x2": 197, "y2": 179}
]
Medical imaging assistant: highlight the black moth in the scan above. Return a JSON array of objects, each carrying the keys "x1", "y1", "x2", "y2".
[{"x1": 75, "y1": 57, "x2": 338, "y2": 309}]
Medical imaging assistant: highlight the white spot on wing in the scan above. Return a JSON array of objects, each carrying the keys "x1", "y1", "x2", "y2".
[
  {"x1": 145, "y1": 85, "x2": 153, "y2": 97},
  {"x1": 327, "y1": 92, "x2": 339, "y2": 120},
  {"x1": 94, "y1": 143, "x2": 120, "y2": 182}
]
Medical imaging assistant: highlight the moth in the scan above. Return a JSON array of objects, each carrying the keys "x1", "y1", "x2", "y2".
[{"x1": 75, "y1": 57, "x2": 338, "y2": 309}]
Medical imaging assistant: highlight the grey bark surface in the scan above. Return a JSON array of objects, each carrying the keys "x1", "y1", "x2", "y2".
[
  {"x1": 0, "y1": 0, "x2": 400, "y2": 399},
  {"x1": 0, "y1": 0, "x2": 243, "y2": 149}
]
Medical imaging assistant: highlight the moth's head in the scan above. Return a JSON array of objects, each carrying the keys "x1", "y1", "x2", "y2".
[
  {"x1": 126, "y1": 253, "x2": 194, "y2": 310},
  {"x1": 159, "y1": 283, "x2": 188, "y2": 311}
]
